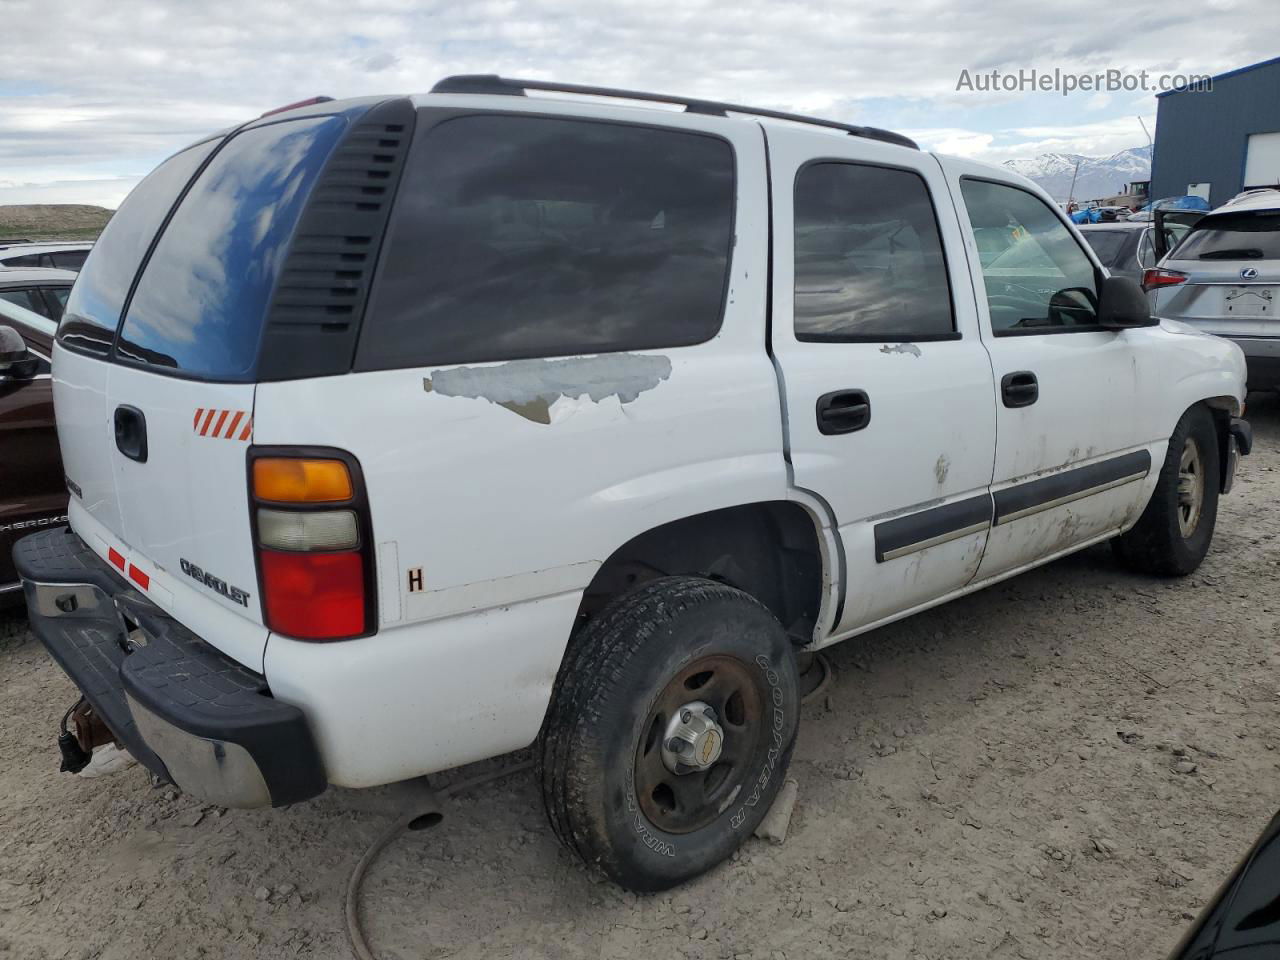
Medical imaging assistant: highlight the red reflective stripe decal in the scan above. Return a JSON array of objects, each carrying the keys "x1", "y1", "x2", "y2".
[
  {"x1": 128, "y1": 564, "x2": 150, "y2": 590},
  {"x1": 193, "y1": 408, "x2": 251, "y2": 440},
  {"x1": 108, "y1": 548, "x2": 125, "y2": 570}
]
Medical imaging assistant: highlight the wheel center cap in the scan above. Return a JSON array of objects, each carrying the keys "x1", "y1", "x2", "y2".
[{"x1": 661, "y1": 701, "x2": 725, "y2": 774}]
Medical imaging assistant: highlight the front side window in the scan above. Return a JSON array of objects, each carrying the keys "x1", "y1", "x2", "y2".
[
  {"x1": 357, "y1": 114, "x2": 735, "y2": 370},
  {"x1": 793, "y1": 162, "x2": 954, "y2": 340},
  {"x1": 960, "y1": 179, "x2": 1100, "y2": 334},
  {"x1": 0, "y1": 288, "x2": 44, "y2": 316}
]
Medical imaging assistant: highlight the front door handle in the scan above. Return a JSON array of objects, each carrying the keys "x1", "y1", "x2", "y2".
[
  {"x1": 816, "y1": 389, "x2": 871, "y2": 435},
  {"x1": 114, "y1": 405, "x2": 148, "y2": 463},
  {"x1": 1000, "y1": 371, "x2": 1039, "y2": 408}
]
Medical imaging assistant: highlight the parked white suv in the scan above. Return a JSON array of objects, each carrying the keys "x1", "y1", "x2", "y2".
[{"x1": 16, "y1": 76, "x2": 1251, "y2": 891}]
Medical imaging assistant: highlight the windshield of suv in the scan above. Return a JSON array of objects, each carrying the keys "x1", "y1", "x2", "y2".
[{"x1": 1174, "y1": 211, "x2": 1280, "y2": 260}]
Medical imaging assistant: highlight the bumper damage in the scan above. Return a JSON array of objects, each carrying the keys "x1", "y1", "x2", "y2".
[{"x1": 14, "y1": 527, "x2": 326, "y2": 808}]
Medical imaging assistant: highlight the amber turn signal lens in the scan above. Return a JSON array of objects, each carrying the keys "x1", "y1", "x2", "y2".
[{"x1": 253, "y1": 458, "x2": 353, "y2": 503}]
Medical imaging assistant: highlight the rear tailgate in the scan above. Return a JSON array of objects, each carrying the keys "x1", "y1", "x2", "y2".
[
  {"x1": 1155, "y1": 209, "x2": 1280, "y2": 337},
  {"x1": 54, "y1": 110, "x2": 359, "y2": 670}
]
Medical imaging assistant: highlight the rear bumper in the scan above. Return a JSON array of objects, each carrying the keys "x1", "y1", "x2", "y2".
[{"x1": 13, "y1": 527, "x2": 326, "y2": 808}]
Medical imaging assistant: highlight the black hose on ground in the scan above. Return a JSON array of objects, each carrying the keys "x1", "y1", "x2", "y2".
[{"x1": 344, "y1": 652, "x2": 833, "y2": 959}]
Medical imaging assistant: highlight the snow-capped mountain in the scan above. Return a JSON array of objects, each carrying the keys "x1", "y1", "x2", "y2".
[{"x1": 1002, "y1": 146, "x2": 1151, "y2": 202}]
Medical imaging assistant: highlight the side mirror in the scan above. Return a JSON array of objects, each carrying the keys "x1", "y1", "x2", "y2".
[
  {"x1": 0, "y1": 325, "x2": 39, "y2": 380},
  {"x1": 1097, "y1": 275, "x2": 1157, "y2": 330}
]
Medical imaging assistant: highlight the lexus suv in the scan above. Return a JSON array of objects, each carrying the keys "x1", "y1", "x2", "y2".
[
  {"x1": 14, "y1": 76, "x2": 1250, "y2": 891},
  {"x1": 1146, "y1": 189, "x2": 1280, "y2": 390}
]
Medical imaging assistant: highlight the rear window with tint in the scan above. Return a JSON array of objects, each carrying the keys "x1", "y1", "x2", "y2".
[
  {"x1": 116, "y1": 116, "x2": 346, "y2": 378},
  {"x1": 1, "y1": 254, "x2": 41, "y2": 268},
  {"x1": 1175, "y1": 212, "x2": 1280, "y2": 260},
  {"x1": 1078, "y1": 230, "x2": 1130, "y2": 268},
  {"x1": 59, "y1": 139, "x2": 219, "y2": 355},
  {"x1": 356, "y1": 114, "x2": 735, "y2": 370},
  {"x1": 49, "y1": 250, "x2": 89, "y2": 270}
]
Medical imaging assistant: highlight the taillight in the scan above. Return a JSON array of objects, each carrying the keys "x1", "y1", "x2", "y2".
[
  {"x1": 249, "y1": 449, "x2": 374, "y2": 641},
  {"x1": 1142, "y1": 268, "x2": 1187, "y2": 292}
]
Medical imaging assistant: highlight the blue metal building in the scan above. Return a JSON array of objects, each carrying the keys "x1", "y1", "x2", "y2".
[{"x1": 1151, "y1": 56, "x2": 1280, "y2": 208}]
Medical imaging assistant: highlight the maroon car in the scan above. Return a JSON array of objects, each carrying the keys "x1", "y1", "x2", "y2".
[{"x1": 0, "y1": 297, "x2": 66, "y2": 601}]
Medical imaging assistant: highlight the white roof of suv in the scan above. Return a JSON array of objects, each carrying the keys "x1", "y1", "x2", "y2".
[
  {"x1": 1216, "y1": 188, "x2": 1280, "y2": 214},
  {"x1": 0, "y1": 241, "x2": 94, "y2": 266},
  {"x1": 0, "y1": 266, "x2": 78, "y2": 284}
]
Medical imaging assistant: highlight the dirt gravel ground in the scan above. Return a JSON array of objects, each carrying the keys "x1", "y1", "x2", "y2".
[{"x1": 3, "y1": 395, "x2": 1279, "y2": 960}]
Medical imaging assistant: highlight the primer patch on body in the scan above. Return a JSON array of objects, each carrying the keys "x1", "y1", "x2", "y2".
[
  {"x1": 879, "y1": 342, "x2": 922, "y2": 358},
  {"x1": 424, "y1": 354, "x2": 673, "y2": 424}
]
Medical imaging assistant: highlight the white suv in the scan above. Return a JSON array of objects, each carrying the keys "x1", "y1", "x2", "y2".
[{"x1": 15, "y1": 76, "x2": 1251, "y2": 891}]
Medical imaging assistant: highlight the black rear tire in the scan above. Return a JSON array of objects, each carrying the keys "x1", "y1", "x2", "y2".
[
  {"x1": 538, "y1": 576, "x2": 800, "y2": 891},
  {"x1": 1112, "y1": 405, "x2": 1220, "y2": 576}
]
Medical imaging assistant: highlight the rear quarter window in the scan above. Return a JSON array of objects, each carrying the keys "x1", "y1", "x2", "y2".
[
  {"x1": 356, "y1": 113, "x2": 735, "y2": 370},
  {"x1": 116, "y1": 115, "x2": 347, "y2": 378},
  {"x1": 59, "y1": 139, "x2": 220, "y2": 355}
]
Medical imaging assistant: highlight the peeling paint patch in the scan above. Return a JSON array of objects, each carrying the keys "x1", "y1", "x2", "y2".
[
  {"x1": 423, "y1": 354, "x2": 673, "y2": 424},
  {"x1": 879, "y1": 343, "x2": 922, "y2": 358}
]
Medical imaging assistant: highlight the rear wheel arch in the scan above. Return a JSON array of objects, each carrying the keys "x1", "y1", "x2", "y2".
[{"x1": 574, "y1": 501, "x2": 829, "y2": 646}]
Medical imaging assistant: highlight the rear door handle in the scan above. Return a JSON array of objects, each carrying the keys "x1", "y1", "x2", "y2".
[
  {"x1": 816, "y1": 389, "x2": 871, "y2": 435},
  {"x1": 1000, "y1": 371, "x2": 1039, "y2": 408},
  {"x1": 114, "y1": 405, "x2": 148, "y2": 463}
]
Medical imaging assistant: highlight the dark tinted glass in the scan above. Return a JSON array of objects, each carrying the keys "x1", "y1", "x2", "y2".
[
  {"x1": 0, "y1": 288, "x2": 45, "y2": 316},
  {"x1": 1079, "y1": 230, "x2": 1129, "y2": 267},
  {"x1": 49, "y1": 249, "x2": 89, "y2": 270},
  {"x1": 59, "y1": 139, "x2": 219, "y2": 355},
  {"x1": 117, "y1": 116, "x2": 346, "y2": 377},
  {"x1": 1175, "y1": 212, "x2": 1280, "y2": 260},
  {"x1": 1, "y1": 254, "x2": 41, "y2": 267},
  {"x1": 961, "y1": 179, "x2": 1099, "y2": 334},
  {"x1": 358, "y1": 114, "x2": 734, "y2": 369},
  {"x1": 793, "y1": 163, "x2": 953, "y2": 340}
]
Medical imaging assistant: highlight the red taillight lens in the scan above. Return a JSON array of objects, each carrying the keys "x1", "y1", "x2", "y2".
[
  {"x1": 1142, "y1": 268, "x2": 1187, "y2": 292},
  {"x1": 249, "y1": 448, "x2": 373, "y2": 641},
  {"x1": 260, "y1": 550, "x2": 365, "y2": 639}
]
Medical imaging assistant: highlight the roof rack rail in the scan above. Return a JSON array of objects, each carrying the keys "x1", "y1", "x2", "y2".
[{"x1": 430, "y1": 74, "x2": 920, "y2": 151}]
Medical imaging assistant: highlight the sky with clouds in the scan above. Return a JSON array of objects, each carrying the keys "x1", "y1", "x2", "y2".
[{"x1": 2, "y1": 0, "x2": 1278, "y2": 208}]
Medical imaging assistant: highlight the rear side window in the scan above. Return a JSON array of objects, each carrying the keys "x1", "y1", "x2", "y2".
[
  {"x1": 1, "y1": 254, "x2": 41, "y2": 268},
  {"x1": 116, "y1": 116, "x2": 347, "y2": 377},
  {"x1": 793, "y1": 162, "x2": 955, "y2": 340},
  {"x1": 59, "y1": 139, "x2": 219, "y2": 355},
  {"x1": 357, "y1": 114, "x2": 735, "y2": 370},
  {"x1": 0, "y1": 288, "x2": 45, "y2": 316},
  {"x1": 1173, "y1": 212, "x2": 1280, "y2": 260},
  {"x1": 49, "y1": 250, "x2": 89, "y2": 270}
]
